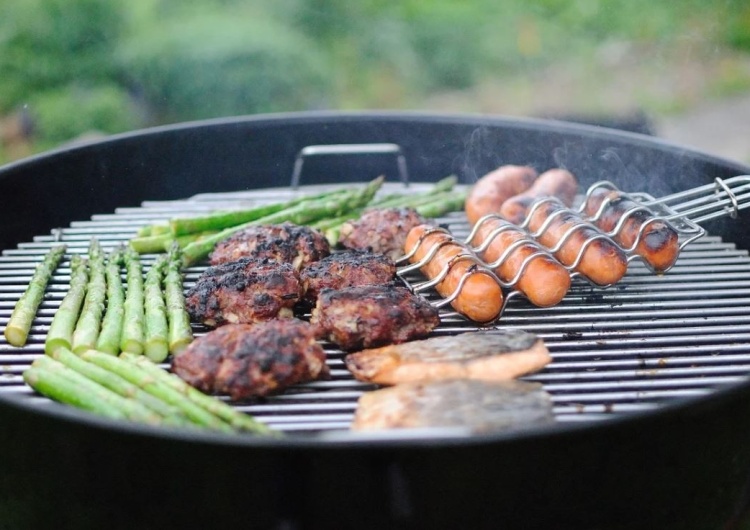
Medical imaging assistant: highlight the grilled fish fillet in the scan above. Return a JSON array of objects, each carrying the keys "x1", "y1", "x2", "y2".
[
  {"x1": 345, "y1": 329, "x2": 551, "y2": 385},
  {"x1": 351, "y1": 379, "x2": 555, "y2": 433}
]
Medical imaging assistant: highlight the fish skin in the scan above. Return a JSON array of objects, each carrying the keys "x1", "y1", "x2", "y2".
[{"x1": 352, "y1": 378, "x2": 555, "y2": 433}]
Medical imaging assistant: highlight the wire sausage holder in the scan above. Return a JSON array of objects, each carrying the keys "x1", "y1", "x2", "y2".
[{"x1": 397, "y1": 175, "x2": 750, "y2": 323}]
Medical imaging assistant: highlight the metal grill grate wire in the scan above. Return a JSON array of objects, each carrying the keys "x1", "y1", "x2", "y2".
[{"x1": 1, "y1": 182, "x2": 750, "y2": 434}]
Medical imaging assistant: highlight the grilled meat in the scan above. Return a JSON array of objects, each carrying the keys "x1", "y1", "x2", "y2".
[
  {"x1": 172, "y1": 319, "x2": 329, "y2": 399},
  {"x1": 338, "y1": 207, "x2": 427, "y2": 260},
  {"x1": 210, "y1": 222, "x2": 330, "y2": 269},
  {"x1": 351, "y1": 379, "x2": 555, "y2": 433},
  {"x1": 299, "y1": 250, "x2": 396, "y2": 304},
  {"x1": 345, "y1": 329, "x2": 551, "y2": 385},
  {"x1": 186, "y1": 257, "x2": 301, "y2": 327},
  {"x1": 310, "y1": 284, "x2": 440, "y2": 351}
]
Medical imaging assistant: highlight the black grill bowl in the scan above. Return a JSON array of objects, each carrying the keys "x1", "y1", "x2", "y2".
[{"x1": 1, "y1": 111, "x2": 750, "y2": 530}]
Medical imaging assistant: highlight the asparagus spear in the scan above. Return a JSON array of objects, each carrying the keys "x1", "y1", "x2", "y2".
[
  {"x1": 165, "y1": 244, "x2": 193, "y2": 354},
  {"x1": 72, "y1": 239, "x2": 107, "y2": 354},
  {"x1": 28, "y1": 356, "x2": 163, "y2": 425},
  {"x1": 80, "y1": 349, "x2": 235, "y2": 433},
  {"x1": 120, "y1": 247, "x2": 145, "y2": 354},
  {"x1": 23, "y1": 366, "x2": 127, "y2": 421},
  {"x1": 168, "y1": 188, "x2": 350, "y2": 237},
  {"x1": 4, "y1": 244, "x2": 66, "y2": 347},
  {"x1": 45, "y1": 255, "x2": 89, "y2": 355},
  {"x1": 95, "y1": 247, "x2": 125, "y2": 355},
  {"x1": 181, "y1": 176, "x2": 384, "y2": 266},
  {"x1": 313, "y1": 175, "x2": 459, "y2": 240},
  {"x1": 122, "y1": 353, "x2": 278, "y2": 436},
  {"x1": 129, "y1": 233, "x2": 173, "y2": 254},
  {"x1": 413, "y1": 189, "x2": 469, "y2": 218},
  {"x1": 143, "y1": 254, "x2": 169, "y2": 362},
  {"x1": 128, "y1": 230, "x2": 220, "y2": 255},
  {"x1": 50, "y1": 347, "x2": 190, "y2": 427}
]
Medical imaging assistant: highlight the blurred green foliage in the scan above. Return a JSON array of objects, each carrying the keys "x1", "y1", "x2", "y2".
[{"x1": 0, "y1": 0, "x2": 748, "y2": 163}]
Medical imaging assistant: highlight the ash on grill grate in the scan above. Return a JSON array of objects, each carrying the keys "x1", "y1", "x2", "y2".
[{"x1": 2, "y1": 182, "x2": 750, "y2": 435}]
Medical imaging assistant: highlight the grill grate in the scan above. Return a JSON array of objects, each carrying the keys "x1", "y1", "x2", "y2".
[{"x1": 1, "y1": 182, "x2": 750, "y2": 435}]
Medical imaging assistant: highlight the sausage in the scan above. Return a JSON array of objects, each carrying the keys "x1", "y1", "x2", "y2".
[
  {"x1": 527, "y1": 200, "x2": 629, "y2": 286},
  {"x1": 582, "y1": 188, "x2": 680, "y2": 273},
  {"x1": 499, "y1": 168, "x2": 579, "y2": 225},
  {"x1": 464, "y1": 165, "x2": 538, "y2": 225},
  {"x1": 405, "y1": 224, "x2": 504, "y2": 323},
  {"x1": 469, "y1": 216, "x2": 571, "y2": 307}
]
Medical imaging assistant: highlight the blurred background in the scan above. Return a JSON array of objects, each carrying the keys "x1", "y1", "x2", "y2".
[{"x1": 1, "y1": 0, "x2": 749, "y2": 166}]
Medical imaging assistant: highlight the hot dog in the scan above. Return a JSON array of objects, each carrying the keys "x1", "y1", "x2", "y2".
[
  {"x1": 499, "y1": 168, "x2": 579, "y2": 225},
  {"x1": 405, "y1": 224, "x2": 504, "y2": 323},
  {"x1": 464, "y1": 165, "x2": 538, "y2": 225},
  {"x1": 527, "y1": 200, "x2": 629, "y2": 286},
  {"x1": 469, "y1": 216, "x2": 571, "y2": 307},
  {"x1": 582, "y1": 188, "x2": 680, "y2": 273}
]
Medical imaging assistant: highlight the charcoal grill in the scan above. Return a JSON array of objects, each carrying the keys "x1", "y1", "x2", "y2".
[{"x1": 1, "y1": 111, "x2": 750, "y2": 529}]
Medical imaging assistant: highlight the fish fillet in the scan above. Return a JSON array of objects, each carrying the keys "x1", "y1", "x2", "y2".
[
  {"x1": 344, "y1": 329, "x2": 551, "y2": 385},
  {"x1": 352, "y1": 379, "x2": 555, "y2": 433}
]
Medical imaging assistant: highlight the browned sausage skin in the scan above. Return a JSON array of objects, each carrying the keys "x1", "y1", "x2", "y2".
[
  {"x1": 404, "y1": 224, "x2": 504, "y2": 323},
  {"x1": 583, "y1": 187, "x2": 680, "y2": 273},
  {"x1": 464, "y1": 165, "x2": 538, "y2": 225},
  {"x1": 469, "y1": 215, "x2": 571, "y2": 307},
  {"x1": 500, "y1": 168, "x2": 579, "y2": 225},
  {"x1": 527, "y1": 200, "x2": 629, "y2": 286}
]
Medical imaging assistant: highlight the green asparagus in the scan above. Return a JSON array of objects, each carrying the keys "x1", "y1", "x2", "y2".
[
  {"x1": 143, "y1": 254, "x2": 169, "y2": 362},
  {"x1": 413, "y1": 190, "x2": 469, "y2": 218},
  {"x1": 45, "y1": 255, "x2": 89, "y2": 355},
  {"x1": 122, "y1": 353, "x2": 278, "y2": 436},
  {"x1": 95, "y1": 247, "x2": 125, "y2": 355},
  {"x1": 23, "y1": 366, "x2": 127, "y2": 421},
  {"x1": 50, "y1": 347, "x2": 190, "y2": 427},
  {"x1": 120, "y1": 247, "x2": 145, "y2": 354},
  {"x1": 72, "y1": 239, "x2": 107, "y2": 354},
  {"x1": 4, "y1": 244, "x2": 66, "y2": 347},
  {"x1": 181, "y1": 176, "x2": 384, "y2": 266},
  {"x1": 28, "y1": 356, "x2": 163, "y2": 424},
  {"x1": 80, "y1": 349, "x2": 235, "y2": 433},
  {"x1": 168, "y1": 188, "x2": 350, "y2": 237},
  {"x1": 165, "y1": 244, "x2": 193, "y2": 354},
  {"x1": 136, "y1": 223, "x2": 171, "y2": 238}
]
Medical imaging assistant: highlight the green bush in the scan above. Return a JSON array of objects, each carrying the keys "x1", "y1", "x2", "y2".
[
  {"x1": 0, "y1": 0, "x2": 125, "y2": 112},
  {"x1": 28, "y1": 84, "x2": 139, "y2": 146},
  {"x1": 118, "y1": 8, "x2": 333, "y2": 122}
]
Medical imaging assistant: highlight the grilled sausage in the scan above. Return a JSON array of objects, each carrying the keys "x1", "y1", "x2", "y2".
[
  {"x1": 464, "y1": 165, "x2": 538, "y2": 225},
  {"x1": 404, "y1": 224, "x2": 503, "y2": 323},
  {"x1": 469, "y1": 216, "x2": 571, "y2": 306},
  {"x1": 583, "y1": 188, "x2": 680, "y2": 273},
  {"x1": 499, "y1": 168, "x2": 579, "y2": 225},
  {"x1": 527, "y1": 200, "x2": 629, "y2": 286}
]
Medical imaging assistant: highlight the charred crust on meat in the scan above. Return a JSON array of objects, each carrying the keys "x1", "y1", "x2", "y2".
[
  {"x1": 172, "y1": 320, "x2": 329, "y2": 400},
  {"x1": 309, "y1": 283, "x2": 440, "y2": 351},
  {"x1": 209, "y1": 222, "x2": 330, "y2": 269},
  {"x1": 299, "y1": 250, "x2": 396, "y2": 303},
  {"x1": 338, "y1": 207, "x2": 427, "y2": 260},
  {"x1": 186, "y1": 257, "x2": 302, "y2": 327}
]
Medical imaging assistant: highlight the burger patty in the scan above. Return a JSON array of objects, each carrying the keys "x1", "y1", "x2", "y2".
[
  {"x1": 210, "y1": 222, "x2": 330, "y2": 269},
  {"x1": 186, "y1": 257, "x2": 302, "y2": 327},
  {"x1": 338, "y1": 207, "x2": 427, "y2": 260},
  {"x1": 310, "y1": 284, "x2": 440, "y2": 351},
  {"x1": 172, "y1": 319, "x2": 329, "y2": 399},
  {"x1": 299, "y1": 250, "x2": 396, "y2": 304}
]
